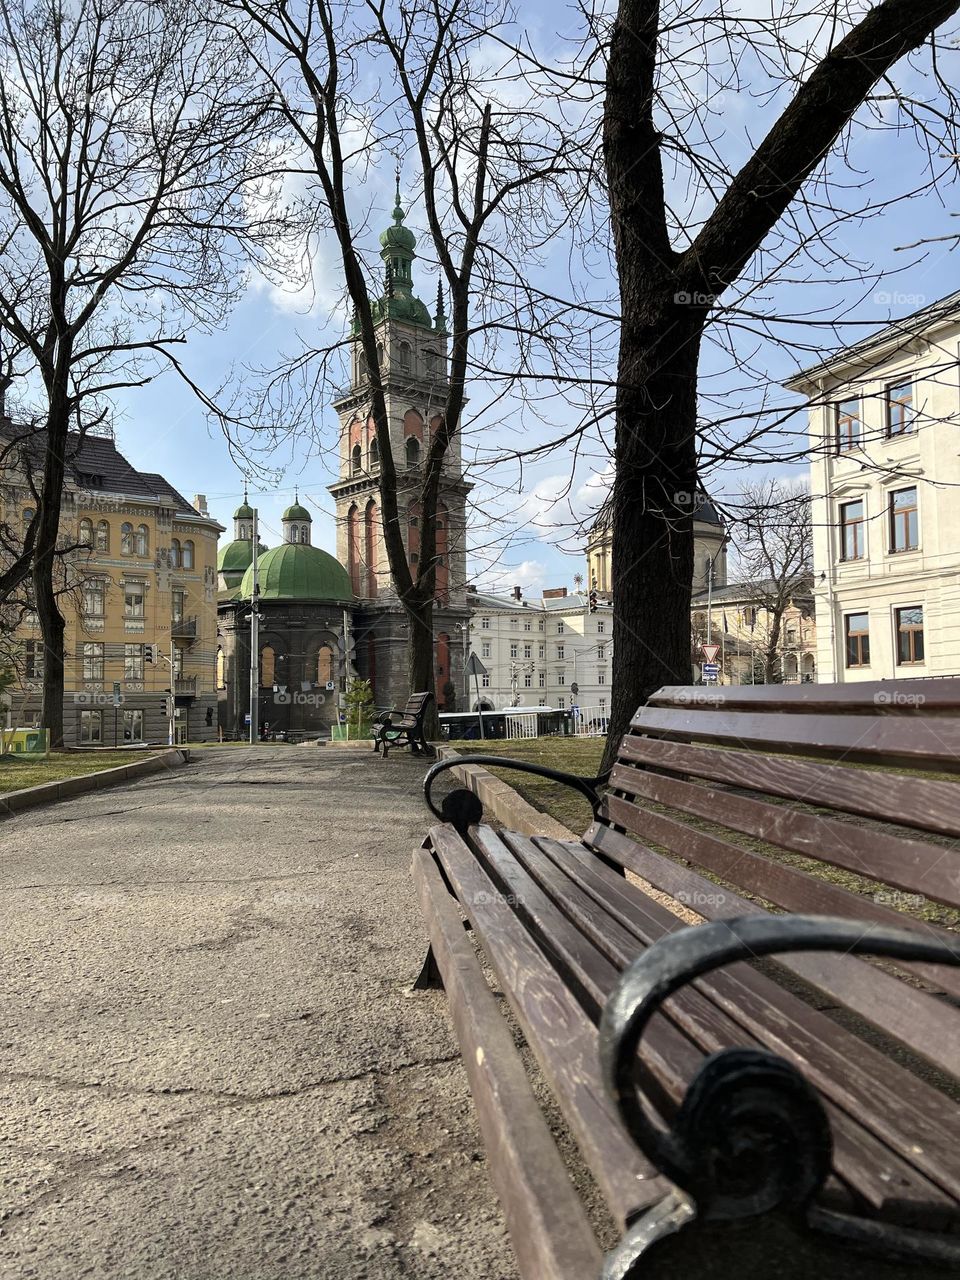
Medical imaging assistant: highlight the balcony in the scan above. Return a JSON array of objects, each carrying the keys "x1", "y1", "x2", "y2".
[
  {"x1": 174, "y1": 676, "x2": 197, "y2": 697},
  {"x1": 172, "y1": 615, "x2": 197, "y2": 641}
]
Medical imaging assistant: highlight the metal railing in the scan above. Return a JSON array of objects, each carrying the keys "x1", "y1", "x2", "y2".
[
  {"x1": 172, "y1": 615, "x2": 197, "y2": 640},
  {"x1": 174, "y1": 676, "x2": 197, "y2": 696},
  {"x1": 569, "y1": 705, "x2": 610, "y2": 737}
]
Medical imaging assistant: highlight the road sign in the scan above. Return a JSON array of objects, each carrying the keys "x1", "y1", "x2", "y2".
[
  {"x1": 464, "y1": 652, "x2": 488, "y2": 678},
  {"x1": 702, "y1": 662, "x2": 720, "y2": 678},
  {"x1": 701, "y1": 644, "x2": 720, "y2": 663}
]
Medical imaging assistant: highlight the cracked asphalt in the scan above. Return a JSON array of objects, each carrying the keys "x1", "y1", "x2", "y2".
[{"x1": 1, "y1": 746, "x2": 519, "y2": 1280}]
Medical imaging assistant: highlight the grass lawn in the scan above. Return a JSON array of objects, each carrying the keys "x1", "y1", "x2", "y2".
[
  {"x1": 0, "y1": 751, "x2": 154, "y2": 794},
  {"x1": 455, "y1": 737, "x2": 605, "y2": 834}
]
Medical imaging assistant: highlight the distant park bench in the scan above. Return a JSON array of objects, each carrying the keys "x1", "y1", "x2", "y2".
[
  {"x1": 416, "y1": 680, "x2": 960, "y2": 1279},
  {"x1": 372, "y1": 691, "x2": 433, "y2": 758}
]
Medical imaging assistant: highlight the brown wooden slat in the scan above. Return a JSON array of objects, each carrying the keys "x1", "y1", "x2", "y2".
[
  {"x1": 618, "y1": 736, "x2": 960, "y2": 839},
  {"x1": 586, "y1": 817, "x2": 960, "y2": 1078},
  {"x1": 426, "y1": 825, "x2": 670, "y2": 1225},
  {"x1": 645, "y1": 681, "x2": 960, "y2": 713},
  {"x1": 631, "y1": 706, "x2": 960, "y2": 768},
  {"x1": 597, "y1": 793, "x2": 960, "y2": 1000},
  {"x1": 531, "y1": 836, "x2": 960, "y2": 1208},
  {"x1": 412, "y1": 845, "x2": 603, "y2": 1278},
  {"x1": 492, "y1": 831, "x2": 958, "y2": 1222},
  {"x1": 608, "y1": 761, "x2": 960, "y2": 909}
]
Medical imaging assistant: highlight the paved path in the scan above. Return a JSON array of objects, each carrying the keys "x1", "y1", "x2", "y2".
[{"x1": 1, "y1": 747, "x2": 518, "y2": 1280}]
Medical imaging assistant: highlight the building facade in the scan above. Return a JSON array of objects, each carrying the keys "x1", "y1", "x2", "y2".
[
  {"x1": 586, "y1": 491, "x2": 727, "y2": 596},
  {"x1": 466, "y1": 586, "x2": 613, "y2": 715},
  {"x1": 327, "y1": 184, "x2": 470, "y2": 711},
  {"x1": 788, "y1": 292, "x2": 960, "y2": 682},
  {"x1": 689, "y1": 579, "x2": 817, "y2": 684},
  {"x1": 1, "y1": 424, "x2": 221, "y2": 745}
]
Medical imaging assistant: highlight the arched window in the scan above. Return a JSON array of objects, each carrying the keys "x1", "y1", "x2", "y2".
[
  {"x1": 347, "y1": 503, "x2": 361, "y2": 595},
  {"x1": 351, "y1": 443, "x2": 362, "y2": 476},
  {"x1": 78, "y1": 518, "x2": 94, "y2": 547},
  {"x1": 239, "y1": 523, "x2": 248, "y2": 540},
  {"x1": 423, "y1": 349, "x2": 438, "y2": 374},
  {"x1": 260, "y1": 645, "x2": 275, "y2": 686},
  {"x1": 300, "y1": 526, "x2": 308, "y2": 544},
  {"x1": 120, "y1": 522, "x2": 134, "y2": 555},
  {"x1": 369, "y1": 436, "x2": 380, "y2": 469},
  {"x1": 317, "y1": 645, "x2": 334, "y2": 684},
  {"x1": 358, "y1": 351, "x2": 367, "y2": 381},
  {"x1": 399, "y1": 341, "x2": 411, "y2": 371},
  {"x1": 376, "y1": 341, "x2": 384, "y2": 369},
  {"x1": 364, "y1": 499, "x2": 379, "y2": 598},
  {"x1": 136, "y1": 524, "x2": 149, "y2": 556},
  {"x1": 216, "y1": 647, "x2": 225, "y2": 690},
  {"x1": 170, "y1": 538, "x2": 181, "y2": 568},
  {"x1": 182, "y1": 540, "x2": 194, "y2": 570},
  {"x1": 287, "y1": 524, "x2": 298, "y2": 544},
  {"x1": 405, "y1": 437, "x2": 420, "y2": 467},
  {"x1": 96, "y1": 520, "x2": 110, "y2": 553}
]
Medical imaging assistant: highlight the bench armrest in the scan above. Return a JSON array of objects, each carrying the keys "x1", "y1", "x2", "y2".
[{"x1": 423, "y1": 754, "x2": 610, "y2": 831}]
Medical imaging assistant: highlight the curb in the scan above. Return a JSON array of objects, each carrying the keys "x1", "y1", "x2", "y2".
[
  {"x1": 0, "y1": 749, "x2": 190, "y2": 819},
  {"x1": 436, "y1": 745, "x2": 578, "y2": 841}
]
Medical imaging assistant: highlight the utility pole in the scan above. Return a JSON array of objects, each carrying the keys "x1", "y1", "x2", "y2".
[
  {"x1": 249, "y1": 506, "x2": 260, "y2": 744},
  {"x1": 169, "y1": 635, "x2": 176, "y2": 746}
]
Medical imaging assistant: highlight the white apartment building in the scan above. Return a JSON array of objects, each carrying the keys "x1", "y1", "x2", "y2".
[
  {"x1": 466, "y1": 586, "x2": 613, "y2": 716},
  {"x1": 787, "y1": 292, "x2": 960, "y2": 681}
]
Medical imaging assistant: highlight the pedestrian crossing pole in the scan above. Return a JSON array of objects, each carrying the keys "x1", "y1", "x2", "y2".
[{"x1": 249, "y1": 506, "x2": 260, "y2": 744}]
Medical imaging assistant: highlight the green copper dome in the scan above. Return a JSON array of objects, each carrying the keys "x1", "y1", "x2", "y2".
[
  {"x1": 282, "y1": 500, "x2": 311, "y2": 522},
  {"x1": 239, "y1": 542, "x2": 353, "y2": 603},
  {"x1": 380, "y1": 183, "x2": 416, "y2": 254},
  {"x1": 218, "y1": 538, "x2": 265, "y2": 574},
  {"x1": 234, "y1": 501, "x2": 254, "y2": 519}
]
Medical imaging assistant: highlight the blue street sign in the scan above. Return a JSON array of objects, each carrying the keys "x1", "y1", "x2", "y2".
[{"x1": 702, "y1": 662, "x2": 720, "y2": 676}]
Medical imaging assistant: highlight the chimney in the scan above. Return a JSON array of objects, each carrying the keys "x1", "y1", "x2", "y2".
[
  {"x1": 193, "y1": 494, "x2": 209, "y2": 516},
  {"x1": 542, "y1": 587, "x2": 568, "y2": 600},
  {"x1": 512, "y1": 586, "x2": 522, "y2": 601}
]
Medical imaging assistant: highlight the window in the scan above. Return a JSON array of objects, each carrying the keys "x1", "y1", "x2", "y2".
[
  {"x1": 352, "y1": 443, "x2": 363, "y2": 475},
  {"x1": 83, "y1": 580, "x2": 105, "y2": 618},
  {"x1": 538, "y1": 645, "x2": 545, "y2": 659},
  {"x1": 743, "y1": 606, "x2": 757, "y2": 628},
  {"x1": 181, "y1": 540, "x2": 194, "y2": 570},
  {"x1": 538, "y1": 620, "x2": 544, "y2": 631},
  {"x1": 840, "y1": 499, "x2": 865, "y2": 561},
  {"x1": 510, "y1": 643, "x2": 518, "y2": 658},
  {"x1": 523, "y1": 644, "x2": 531, "y2": 658},
  {"x1": 260, "y1": 646, "x2": 275, "y2": 686},
  {"x1": 599, "y1": 698, "x2": 606, "y2": 712},
  {"x1": 370, "y1": 437, "x2": 380, "y2": 469},
  {"x1": 597, "y1": 645, "x2": 605, "y2": 659},
  {"x1": 216, "y1": 647, "x2": 225, "y2": 690},
  {"x1": 120, "y1": 522, "x2": 134, "y2": 555},
  {"x1": 95, "y1": 520, "x2": 110, "y2": 553},
  {"x1": 24, "y1": 639, "x2": 43, "y2": 679},
  {"x1": 172, "y1": 589, "x2": 185, "y2": 623},
  {"x1": 557, "y1": 621, "x2": 565, "y2": 634},
  {"x1": 886, "y1": 381, "x2": 914, "y2": 436},
  {"x1": 557, "y1": 645, "x2": 565, "y2": 659},
  {"x1": 844, "y1": 613, "x2": 870, "y2": 668},
  {"x1": 170, "y1": 538, "x2": 181, "y2": 568},
  {"x1": 598, "y1": 670, "x2": 606, "y2": 685},
  {"x1": 538, "y1": 697, "x2": 546, "y2": 706},
  {"x1": 890, "y1": 487, "x2": 918, "y2": 552},
  {"x1": 523, "y1": 620, "x2": 531, "y2": 632},
  {"x1": 288, "y1": 524, "x2": 299, "y2": 544},
  {"x1": 78, "y1": 518, "x2": 94, "y2": 547},
  {"x1": 597, "y1": 621, "x2": 605, "y2": 634},
  {"x1": 481, "y1": 673, "x2": 490, "y2": 688},
  {"x1": 557, "y1": 670, "x2": 565, "y2": 686},
  {"x1": 82, "y1": 642, "x2": 104, "y2": 680},
  {"x1": 123, "y1": 709, "x2": 144, "y2": 742},
  {"x1": 406, "y1": 437, "x2": 420, "y2": 467},
  {"x1": 136, "y1": 524, "x2": 149, "y2": 556},
  {"x1": 524, "y1": 673, "x2": 532, "y2": 688},
  {"x1": 318, "y1": 645, "x2": 334, "y2": 684},
  {"x1": 895, "y1": 606, "x2": 924, "y2": 665},
  {"x1": 399, "y1": 342, "x2": 411, "y2": 372},
  {"x1": 480, "y1": 617, "x2": 490, "y2": 630},
  {"x1": 124, "y1": 583, "x2": 144, "y2": 619},
  {"x1": 538, "y1": 671, "x2": 545, "y2": 688},
  {"x1": 124, "y1": 644, "x2": 144, "y2": 680},
  {"x1": 481, "y1": 642, "x2": 491, "y2": 659},
  {"x1": 423, "y1": 349, "x2": 438, "y2": 374},
  {"x1": 835, "y1": 397, "x2": 862, "y2": 451},
  {"x1": 79, "y1": 709, "x2": 102, "y2": 745},
  {"x1": 557, "y1": 696, "x2": 565, "y2": 709}
]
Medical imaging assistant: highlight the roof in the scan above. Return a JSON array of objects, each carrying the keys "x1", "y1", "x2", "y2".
[
  {"x1": 785, "y1": 289, "x2": 960, "y2": 389},
  {"x1": 217, "y1": 538, "x2": 267, "y2": 574},
  {"x1": 234, "y1": 501, "x2": 254, "y2": 519},
  {"x1": 690, "y1": 573, "x2": 814, "y2": 606},
  {"x1": 238, "y1": 542, "x2": 353, "y2": 603},
  {"x1": 282, "y1": 501, "x2": 311, "y2": 522}
]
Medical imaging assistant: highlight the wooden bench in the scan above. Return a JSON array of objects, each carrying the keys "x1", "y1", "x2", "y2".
[
  {"x1": 372, "y1": 691, "x2": 433, "y2": 757},
  {"x1": 415, "y1": 680, "x2": 960, "y2": 1279}
]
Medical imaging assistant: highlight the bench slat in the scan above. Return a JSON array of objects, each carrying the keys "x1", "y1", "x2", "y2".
[
  {"x1": 645, "y1": 681, "x2": 960, "y2": 712},
  {"x1": 427, "y1": 825, "x2": 670, "y2": 1226},
  {"x1": 631, "y1": 707, "x2": 960, "y2": 768},
  {"x1": 618, "y1": 736, "x2": 960, "y2": 839},
  {"x1": 412, "y1": 846, "x2": 603, "y2": 1278},
  {"x1": 586, "y1": 817, "x2": 960, "y2": 1078},
  {"x1": 531, "y1": 837, "x2": 960, "y2": 1210},
  {"x1": 608, "y1": 761, "x2": 960, "y2": 909},
  {"x1": 597, "y1": 789, "x2": 960, "y2": 1000}
]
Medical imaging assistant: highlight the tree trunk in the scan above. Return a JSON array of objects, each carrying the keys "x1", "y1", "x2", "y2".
[
  {"x1": 33, "y1": 397, "x2": 70, "y2": 749},
  {"x1": 405, "y1": 594, "x2": 439, "y2": 741},
  {"x1": 602, "y1": 305, "x2": 703, "y2": 772}
]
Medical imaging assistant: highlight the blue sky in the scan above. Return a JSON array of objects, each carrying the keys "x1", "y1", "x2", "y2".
[{"x1": 108, "y1": 3, "x2": 960, "y2": 593}]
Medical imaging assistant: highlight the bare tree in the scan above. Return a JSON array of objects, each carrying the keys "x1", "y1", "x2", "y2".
[
  {"x1": 225, "y1": 0, "x2": 579, "y2": 727},
  {"x1": 600, "y1": 0, "x2": 960, "y2": 765},
  {"x1": 0, "y1": 0, "x2": 283, "y2": 745},
  {"x1": 732, "y1": 481, "x2": 813, "y2": 685}
]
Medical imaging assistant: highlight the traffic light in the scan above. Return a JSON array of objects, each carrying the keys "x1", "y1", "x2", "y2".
[
  {"x1": 588, "y1": 590, "x2": 598, "y2": 614},
  {"x1": 162, "y1": 696, "x2": 174, "y2": 718},
  {"x1": 145, "y1": 644, "x2": 159, "y2": 664}
]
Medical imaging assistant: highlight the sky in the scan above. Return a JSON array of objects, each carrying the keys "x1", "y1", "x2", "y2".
[{"x1": 103, "y1": 1, "x2": 960, "y2": 597}]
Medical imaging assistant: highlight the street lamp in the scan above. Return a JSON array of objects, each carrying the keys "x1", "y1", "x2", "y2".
[{"x1": 509, "y1": 660, "x2": 535, "y2": 706}]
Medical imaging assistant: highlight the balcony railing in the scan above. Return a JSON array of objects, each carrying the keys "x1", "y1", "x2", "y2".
[
  {"x1": 174, "y1": 676, "x2": 197, "y2": 696},
  {"x1": 172, "y1": 615, "x2": 197, "y2": 640}
]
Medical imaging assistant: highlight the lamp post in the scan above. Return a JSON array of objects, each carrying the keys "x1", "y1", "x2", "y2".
[{"x1": 248, "y1": 506, "x2": 261, "y2": 744}]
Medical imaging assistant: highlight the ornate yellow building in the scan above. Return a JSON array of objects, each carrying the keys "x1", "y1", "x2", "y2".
[
  {"x1": 1, "y1": 423, "x2": 222, "y2": 745},
  {"x1": 586, "y1": 492, "x2": 727, "y2": 595}
]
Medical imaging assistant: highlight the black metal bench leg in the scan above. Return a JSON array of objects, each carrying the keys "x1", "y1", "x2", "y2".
[{"x1": 413, "y1": 945, "x2": 444, "y2": 991}]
